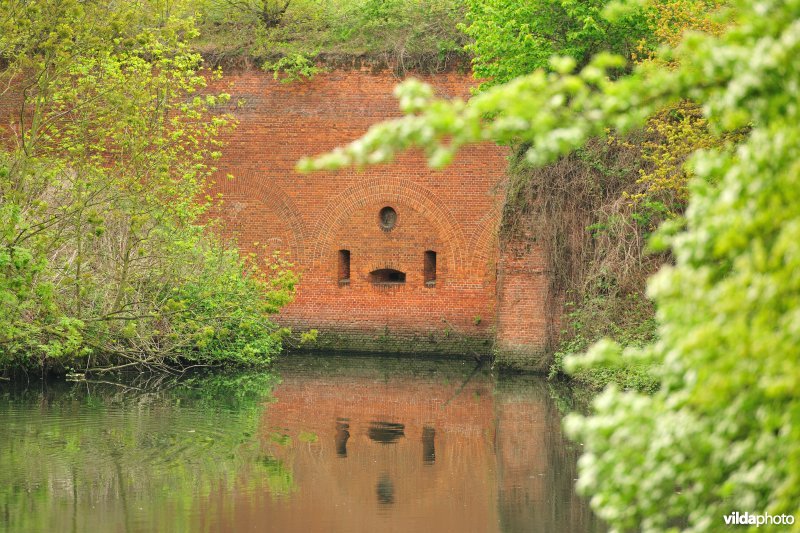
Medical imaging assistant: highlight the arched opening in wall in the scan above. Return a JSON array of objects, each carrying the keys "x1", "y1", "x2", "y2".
[
  {"x1": 379, "y1": 206, "x2": 397, "y2": 231},
  {"x1": 424, "y1": 251, "x2": 437, "y2": 287},
  {"x1": 369, "y1": 268, "x2": 406, "y2": 285},
  {"x1": 338, "y1": 250, "x2": 350, "y2": 285}
]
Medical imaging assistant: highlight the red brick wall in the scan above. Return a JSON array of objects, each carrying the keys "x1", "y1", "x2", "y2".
[
  {"x1": 495, "y1": 236, "x2": 554, "y2": 369},
  {"x1": 208, "y1": 68, "x2": 517, "y2": 355},
  {"x1": 0, "y1": 66, "x2": 556, "y2": 363}
]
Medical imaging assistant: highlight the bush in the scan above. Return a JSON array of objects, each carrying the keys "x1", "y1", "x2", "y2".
[{"x1": 0, "y1": 0, "x2": 296, "y2": 374}]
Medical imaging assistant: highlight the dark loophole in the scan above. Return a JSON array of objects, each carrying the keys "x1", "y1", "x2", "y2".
[
  {"x1": 338, "y1": 250, "x2": 350, "y2": 284},
  {"x1": 369, "y1": 268, "x2": 406, "y2": 284},
  {"x1": 379, "y1": 206, "x2": 397, "y2": 231}
]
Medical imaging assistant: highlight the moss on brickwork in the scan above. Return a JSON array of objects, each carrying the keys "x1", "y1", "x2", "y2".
[
  {"x1": 296, "y1": 328, "x2": 493, "y2": 357},
  {"x1": 493, "y1": 346, "x2": 551, "y2": 373}
]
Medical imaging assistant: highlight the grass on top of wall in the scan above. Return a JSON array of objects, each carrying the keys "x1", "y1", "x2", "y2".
[{"x1": 191, "y1": 0, "x2": 468, "y2": 76}]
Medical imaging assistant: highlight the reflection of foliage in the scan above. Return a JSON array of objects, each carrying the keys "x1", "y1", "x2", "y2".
[
  {"x1": 261, "y1": 457, "x2": 298, "y2": 496},
  {"x1": 270, "y1": 433, "x2": 293, "y2": 446},
  {"x1": 547, "y1": 380, "x2": 589, "y2": 417},
  {"x1": 0, "y1": 371, "x2": 294, "y2": 531},
  {"x1": 172, "y1": 370, "x2": 281, "y2": 411},
  {"x1": 298, "y1": 430, "x2": 318, "y2": 443}
]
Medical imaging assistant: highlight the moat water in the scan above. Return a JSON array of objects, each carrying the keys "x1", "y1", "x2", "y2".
[{"x1": 0, "y1": 354, "x2": 604, "y2": 532}]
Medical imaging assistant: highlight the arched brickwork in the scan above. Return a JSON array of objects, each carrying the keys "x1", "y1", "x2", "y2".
[
  {"x1": 217, "y1": 173, "x2": 307, "y2": 263},
  {"x1": 468, "y1": 203, "x2": 502, "y2": 278},
  {"x1": 0, "y1": 66, "x2": 556, "y2": 362},
  {"x1": 309, "y1": 177, "x2": 467, "y2": 273}
]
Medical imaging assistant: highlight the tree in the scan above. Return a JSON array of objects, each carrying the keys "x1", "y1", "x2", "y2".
[
  {"x1": 461, "y1": 0, "x2": 652, "y2": 88},
  {"x1": 460, "y1": 0, "x2": 735, "y2": 395},
  {"x1": 0, "y1": 0, "x2": 297, "y2": 373},
  {"x1": 299, "y1": 0, "x2": 800, "y2": 529}
]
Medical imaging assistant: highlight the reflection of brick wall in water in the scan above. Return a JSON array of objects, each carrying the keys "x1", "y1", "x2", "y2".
[
  {"x1": 231, "y1": 372, "x2": 499, "y2": 532},
  {"x1": 494, "y1": 379, "x2": 604, "y2": 533}
]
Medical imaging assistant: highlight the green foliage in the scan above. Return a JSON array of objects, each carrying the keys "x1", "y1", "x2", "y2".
[
  {"x1": 301, "y1": 0, "x2": 800, "y2": 528},
  {"x1": 545, "y1": 213, "x2": 661, "y2": 394},
  {"x1": 462, "y1": 0, "x2": 732, "y2": 392},
  {"x1": 502, "y1": 140, "x2": 663, "y2": 392},
  {"x1": 193, "y1": 0, "x2": 467, "y2": 74},
  {"x1": 646, "y1": 0, "x2": 726, "y2": 48},
  {"x1": 550, "y1": 307, "x2": 658, "y2": 393},
  {"x1": 504, "y1": 137, "x2": 671, "y2": 399},
  {"x1": 623, "y1": 99, "x2": 746, "y2": 219},
  {"x1": 461, "y1": 0, "x2": 653, "y2": 88},
  {"x1": 298, "y1": 328, "x2": 319, "y2": 346},
  {"x1": 264, "y1": 52, "x2": 325, "y2": 82},
  {"x1": 0, "y1": 0, "x2": 296, "y2": 373}
]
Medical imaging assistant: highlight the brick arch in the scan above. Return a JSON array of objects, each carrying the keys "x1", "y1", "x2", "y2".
[
  {"x1": 468, "y1": 203, "x2": 502, "y2": 275},
  {"x1": 309, "y1": 177, "x2": 467, "y2": 272},
  {"x1": 222, "y1": 173, "x2": 307, "y2": 261}
]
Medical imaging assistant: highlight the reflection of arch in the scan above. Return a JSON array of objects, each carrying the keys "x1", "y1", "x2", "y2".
[
  {"x1": 222, "y1": 172, "x2": 307, "y2": 261},
  {"x1": 310, "y1": 177, "x2": 467, "y2": 272},
  {"x1": 468, "y1": 203, "x2": 502, "y2": 275}
]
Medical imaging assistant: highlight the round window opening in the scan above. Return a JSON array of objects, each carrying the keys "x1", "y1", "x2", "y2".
[{"x1": 379, "y1": 206, "x2": 397, "y2": 231}]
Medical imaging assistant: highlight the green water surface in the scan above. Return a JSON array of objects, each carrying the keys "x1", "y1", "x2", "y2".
[{"x1": 0, "y1": 354, "x2": 603, "y2": 533}]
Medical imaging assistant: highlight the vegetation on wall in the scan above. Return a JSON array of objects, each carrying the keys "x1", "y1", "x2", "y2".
[
  {"x1": 192, "y1": 0, "x2": 468, "y2": 75},
  {"x1": 299, "y1": 0, "x2": 800, "y2": 528},
  {"x1": 500, "y1": 140, "x2": 662, "y2": 392},
  {"x1": 464, "y1": 0, "x2": 735, "y2": 390},
  {"x1": 0, "y1": 0, "x2": 297, "y2": 375}
]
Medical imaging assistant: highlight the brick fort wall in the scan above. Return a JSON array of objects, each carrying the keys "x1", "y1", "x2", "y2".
[
  {"x1": 0, "y1": 66, "x2": 554, "y2": 365},
  {"x1": 211, "y1": 68, "x2": 516, "y2": 356}
]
